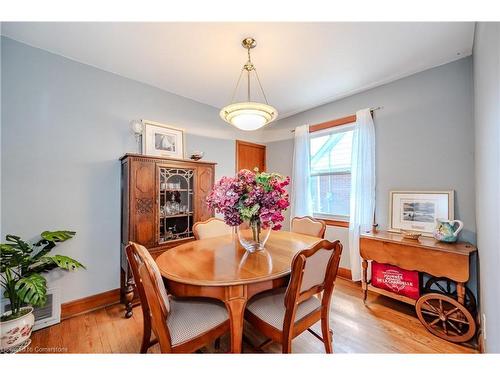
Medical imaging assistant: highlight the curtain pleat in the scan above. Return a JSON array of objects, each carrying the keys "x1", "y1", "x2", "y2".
[{"x1": 348, "y1": 109, "x2": 376, "y2": 281}]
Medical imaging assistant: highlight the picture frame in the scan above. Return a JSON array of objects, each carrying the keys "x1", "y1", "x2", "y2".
[
  {"x1": 388, "y1": 190, "x2": 454, "y2": 235},
  {"x1": 141, "y1": 120, "x2": 185, "y2": 159}
]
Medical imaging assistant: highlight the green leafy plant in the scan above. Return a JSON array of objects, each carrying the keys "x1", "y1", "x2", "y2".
[{"x1": 0, "y1": 230, "x2": 84, "y2": 322}]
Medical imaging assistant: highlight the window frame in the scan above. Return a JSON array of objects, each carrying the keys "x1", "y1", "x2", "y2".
[{"x1": 309, "y1": 122, "x2": 355, "y2": 223}]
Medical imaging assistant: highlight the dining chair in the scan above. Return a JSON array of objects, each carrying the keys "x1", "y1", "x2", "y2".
[
  {"x1": 291, "y1": 216, "x2": 326, "y2": 238},
  {"x1": 244, "y1": 239, "x2": 343, "y2": 353},
  {"x1": 193, "y1": 217, "x2": 233, "y2": 240},
  {"x1": 126, "y1": 242, "x2": 230, "y2": 353}
]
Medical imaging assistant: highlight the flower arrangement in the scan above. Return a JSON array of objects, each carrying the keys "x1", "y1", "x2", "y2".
[{"x1": 207, "y1": 169, "x2": 290, "y2": 251}]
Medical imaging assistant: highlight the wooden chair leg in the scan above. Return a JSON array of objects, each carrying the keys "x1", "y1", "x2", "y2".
[
  {"x1": 282, "y1": 339, "x2": 292, "y2": 354},
  {"x1": 321, "y1": 317, "x2": 333, "y2": 354},
  {"x1": 282, "y1": 332, "x2": 292, "y2": 354},
  {"x1": 140, "y1": 318, "x2": 152, "y2": 353}
]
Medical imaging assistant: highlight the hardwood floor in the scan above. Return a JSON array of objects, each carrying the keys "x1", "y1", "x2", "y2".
[{"x1": 25, "y1": 279, "x2": 477, "y2": 354}]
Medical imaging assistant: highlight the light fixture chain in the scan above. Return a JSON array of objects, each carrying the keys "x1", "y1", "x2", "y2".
[
  {"x1": 246, "y1": 44, "x2": 252, "y2": 102},
  {"x1": 229, "y1": 68, "x2": 245, "y2": 104},
  {"x1": 254, "y1": 68, "x2": 270, "y2": 105},
  {"x1": 247, "y1": 69, "x2": 251, "y2": 102}
]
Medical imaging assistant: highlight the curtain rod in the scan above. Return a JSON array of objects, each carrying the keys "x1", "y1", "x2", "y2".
[{"x1": 290, "y1": 106, "x2": 383, "y2": 133}]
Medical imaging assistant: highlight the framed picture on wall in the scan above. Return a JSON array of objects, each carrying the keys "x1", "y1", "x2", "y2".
[
  {"x1": 142, "y1": 120, "x2": 185, "y2": 159},
  {"x1": 389, "y1": 190, "x2": 454, "y2": 235}
]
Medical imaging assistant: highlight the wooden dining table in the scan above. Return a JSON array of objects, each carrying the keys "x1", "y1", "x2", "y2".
[{"x1": 155, "y1": 230, "x2": 322, "y2": 353}]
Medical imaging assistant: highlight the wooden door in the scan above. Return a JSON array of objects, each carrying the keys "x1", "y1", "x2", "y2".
[{"x1": 235, "y1": 140, "x2": 266, "y2": 173}]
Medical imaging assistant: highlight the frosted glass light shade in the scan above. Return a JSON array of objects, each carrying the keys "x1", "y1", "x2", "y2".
[
  {"x1": 232, "y1": 113, "x2": 266, "y2": 130},
  {"x1": 130, "y1": 120, "x2": 143, "y2": 135},
  {"x1": 220, "y1": 102, "x2": 278, "y2": 131}
]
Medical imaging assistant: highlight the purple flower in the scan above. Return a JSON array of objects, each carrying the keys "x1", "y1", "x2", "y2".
[{"x1": 206, "y1": 169, "x2": 290, "y2": 230}]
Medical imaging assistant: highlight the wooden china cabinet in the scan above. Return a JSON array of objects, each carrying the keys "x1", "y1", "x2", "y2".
[{"x1": 120, "y1": 154, "x2": 216, "y2": 317}]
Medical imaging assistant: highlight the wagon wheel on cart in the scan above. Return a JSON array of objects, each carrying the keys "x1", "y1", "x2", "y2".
[
  {"x1": 423, "y1": 277, "x2": 476, "y2": 312},
  {"x1": 415, "y1": 293, "x2": 476, "y2": 343}
]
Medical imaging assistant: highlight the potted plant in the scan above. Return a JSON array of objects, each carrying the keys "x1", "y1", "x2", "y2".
[
  {"x1": 0, "y1": 230, "x2": 84, "y2": 352},
  {"x1": 207, "y1": 169, "x2": 290, "y2": 252}
]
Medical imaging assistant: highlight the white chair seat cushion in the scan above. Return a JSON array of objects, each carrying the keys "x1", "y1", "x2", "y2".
[
  {"x1": 246, "y1": 288, "x2": 321, "y2": 330},
  {"x1": 167, "y1": 298, "x2": 228, "y2": 346}
]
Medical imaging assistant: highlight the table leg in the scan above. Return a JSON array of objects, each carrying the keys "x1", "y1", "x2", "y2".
[
  {"x1": 362, "y1": 259, "x2": 368, "y2": 303},
  {"x1": 225, "y1": 298, "x2": 247, "y2": 353}
]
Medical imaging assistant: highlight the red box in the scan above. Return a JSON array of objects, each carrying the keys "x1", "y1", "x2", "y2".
[{"x1": 371, "y1": 261, "x2": 420, "y2": 300}]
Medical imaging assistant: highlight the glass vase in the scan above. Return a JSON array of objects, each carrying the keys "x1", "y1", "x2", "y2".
[{"x1": 237, "y1": 220, "x2": 271, "y2": 253}]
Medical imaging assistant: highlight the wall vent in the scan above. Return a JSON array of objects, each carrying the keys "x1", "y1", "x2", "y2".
[{"x1": 1, "y1": 287, "x2": 61, "y2": 331}]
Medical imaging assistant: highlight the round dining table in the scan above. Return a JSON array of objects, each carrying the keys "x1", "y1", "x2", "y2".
[{"x1": 155, "y1": 230, "x2": 322, "y2": 353}]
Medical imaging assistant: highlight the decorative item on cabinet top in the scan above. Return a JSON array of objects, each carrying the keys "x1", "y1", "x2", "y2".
[
  {"x1": 433, "y1": 219, "x2": 464, "y2": 243},
  {"x1": 400, "y1": 230, "x2": 422, "y2": 240},
  {"x1": 189, "y1": 151, "x2": 204, "y2": 161}
]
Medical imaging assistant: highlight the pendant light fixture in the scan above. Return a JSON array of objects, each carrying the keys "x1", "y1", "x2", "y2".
[{"x1": 220, "y1": 37, "x2": 278, "y2": 131}]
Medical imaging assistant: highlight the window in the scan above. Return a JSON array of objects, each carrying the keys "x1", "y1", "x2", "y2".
[{"x1": 310, "y1": 124, "x2": 354, "y2": 220}]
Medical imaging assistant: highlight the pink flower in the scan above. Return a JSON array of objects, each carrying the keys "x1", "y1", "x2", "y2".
[
  {"x1": 277, "y1": 199, "x2": 289, "y2": 209},
  {"x1": 206, "y1": 170, "x2": 290, "y2": 230}
]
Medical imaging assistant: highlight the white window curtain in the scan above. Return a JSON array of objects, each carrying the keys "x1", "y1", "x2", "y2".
[
  {"x1": 291, "y1": 124, "x2": 313, "y2": 218},
  {"x1": 348, "y1": 108, "x2": 376, "y2": 281}
]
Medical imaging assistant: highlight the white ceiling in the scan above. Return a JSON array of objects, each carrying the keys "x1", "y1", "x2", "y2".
[{"x1": 1, "y1": 22, "x2": 475, "y2": 119}]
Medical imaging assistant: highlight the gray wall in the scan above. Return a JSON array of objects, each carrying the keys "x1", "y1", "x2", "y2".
[
  {"x1": 266, "y1": 57, "x2": 476, "y2": 243},
  {"x1": 473, "y1": 22, "x2": 500, "y2": 353},
  {"x1": 0, "y1": 37, "x2": 240, "y2": 303},
  {"x1": 186, "y1": 133, "x2": 235, "y2": 180}
]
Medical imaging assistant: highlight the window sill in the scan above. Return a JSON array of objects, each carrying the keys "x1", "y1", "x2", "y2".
[
  {"x1": 323, "y1": 219, "x2": 349, "y2": 228},
  {"x1": 312, "y1": 215, "x2": 350, "y2": 228}
]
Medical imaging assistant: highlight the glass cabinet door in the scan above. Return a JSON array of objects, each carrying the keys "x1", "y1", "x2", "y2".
[{"x1": 158, "y1": 167, "x2": 194, "y2": 243}]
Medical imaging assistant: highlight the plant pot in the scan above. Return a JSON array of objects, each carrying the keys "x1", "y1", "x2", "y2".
[
  {"x1": 237, "y1": 221, "x2": 271, "y2": 253},
  {"x1": 1, "y1": 307, "x2": 35, "y2": 352}
]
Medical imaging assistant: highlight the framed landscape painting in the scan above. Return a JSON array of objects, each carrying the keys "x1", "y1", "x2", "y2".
[
  {"x1": 142, "y1": 120, "x2": 185, "y2": 159},
  {"x1": 389, "y1": 191, "x2": 454, "y2": 235}
]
